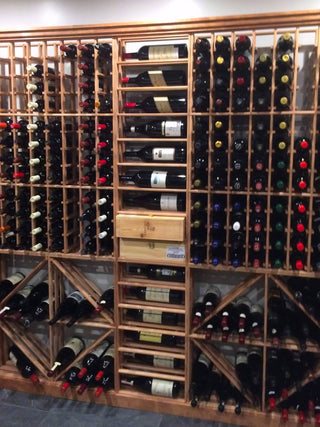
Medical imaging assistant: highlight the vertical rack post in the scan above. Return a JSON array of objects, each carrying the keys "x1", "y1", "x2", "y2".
[
  {"x1": 112, "y1": 36, "x2": 120, "y2": 393},
  {"x1": 185, "y1": 33, "x2": 194, "y2": 401}
]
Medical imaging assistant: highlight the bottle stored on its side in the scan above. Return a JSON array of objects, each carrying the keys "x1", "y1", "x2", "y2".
[
  {"x1": 119, "y1": 171, "x2": 186, "y2": 189},
  {"x1": 77, "y1": 341, "x2": 110, "y2": 379},
  {"x1": 123, "y1": 44, "x2": 188, "y2": 60},
  {"x1": 124, "y1": 145, "x2": 186, "y2": 163},
  {"x1": 66, "y1": 298, "x2": 95, "y2": 327},
  {"x1": 61, "y1": 362, "x2": 82, "y2": 392},
  {"x1": 121, "y1": 376, "x2": 180, "y2": 398},
  {"x1": 124, "y1": 192, "x2": 186, "y2": 212},
  {"x1": 0, "y1": 272, "x2": 25, "y2": 301},
  {"x1": 9, "y1": 345, "x2": 39, "y2": 384},
  {"x1": 124, "y1": 120, "x2": 186, "y2": 138},
  {"x1": 125, "y1": 95, "x2": 187, "y2": 113},
  {"x1": 48, "y1": 291, "x2": 86, "y2": 325},
  {"x1": 47, "y1": 337, "x2": 85, "y2": 377}
]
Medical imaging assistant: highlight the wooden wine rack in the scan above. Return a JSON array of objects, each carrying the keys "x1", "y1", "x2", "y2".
[{"x1": 0, "y1": 9, "x2": 320, "y2": 427}]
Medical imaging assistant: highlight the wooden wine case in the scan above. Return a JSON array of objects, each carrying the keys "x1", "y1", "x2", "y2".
[{"x1": 0, "y1": 9, "x2": 320, "y2": 427}]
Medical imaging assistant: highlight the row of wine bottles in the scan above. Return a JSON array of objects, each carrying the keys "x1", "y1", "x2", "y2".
[{"x1": 0, "y1": 272, "x2": 114, "y2": 326}]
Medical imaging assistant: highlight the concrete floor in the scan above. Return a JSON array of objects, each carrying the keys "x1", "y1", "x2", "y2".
[{"x1": 0, "y1": 388, "x2": 239, "y2": 427}]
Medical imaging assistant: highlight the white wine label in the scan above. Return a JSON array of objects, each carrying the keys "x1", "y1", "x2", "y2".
[
  {"x1": 150, "y1": 171, "x2": 167, "y2": 188},
  {"x1": 151, "y1": 379, "x2": 174, "y2": 397},
  {"x1": 145, "y1": 287, "x2": 170, "y2": 303},
  {"x1": 68, "y1": 291, "x2": 86, "y2": 303},
  {"x1": 7, "y1": 272, "x2": 24, "y2": 285},
  {"x1": 105, "y1": 345, "x2": 115, "y2": 358},
  {"x1": 198, "y1": 353, "x2": 211, "y2": 369},
  {"x1": 17, "y1": 283, "x2": 34, "y2": 298},
  {"x1": 139, "y1": 331, "x2": 162, "y2": 343},
  {"x1": 166, "y1": 246, "x2": 185, "y2": 259},
  {"x1": 161, "y1": 268, "x2": 175, "y2": 276},
  {"x1": 148, "y1": 46, "x2": 179, "y2": 60},
  {"x1": 236, "y1": 353, "x2": 248, "y2": 364},
  {"x1": 148, "y1": 70, "x2": 166, "y2": 86},
  {"x1": 142, "y1": 309, "x2": 162, "y2": 324},
  {"x1": 153, "y1": 355, "x2": 175, "y2": 369},
  {"x1": 160, "y1": 194, "x2": 178, "y2": 211},
  {"x1": 64, "y1": 337, "x2": 85, "y2": 355},
  {"x1": 152, "y1": 148, "x2": 175, "y2": 161},
  {"x1": 162, "y1": 121, "x2": 182, "y2": 137},
  {"x1": 9, "y1": 352, "x2": 18, "y2": 366},
  {"x1": 153, "y1": 97, "x2": 173, "y2": 113}
]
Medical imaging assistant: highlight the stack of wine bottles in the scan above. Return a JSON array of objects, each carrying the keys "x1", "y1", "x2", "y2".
[
  {"x1": 191, "y1": 351, "x2": 245, "y2": 414},
  {"x1": 193, "y1": 38, "x2": 210, "y2": 112},
  {"x1": 26, "y1": 63, "x2": 57, "y2": 113}
]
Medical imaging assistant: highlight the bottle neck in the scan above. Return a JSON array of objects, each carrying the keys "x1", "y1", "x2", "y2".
[{"x1": 124, "y1": 52, "x2": 138, "y2": 59}]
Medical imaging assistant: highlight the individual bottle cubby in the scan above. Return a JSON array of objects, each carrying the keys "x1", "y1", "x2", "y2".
[
  {"x1": 191, "y1": 194, "x2": 207, "y2": 265},
  {"x1": 210, "y1": 195, "x2": 227, "y2": 267},
  {"x1": 213, "y1": 34, "x2": 231, "y2": 113}
]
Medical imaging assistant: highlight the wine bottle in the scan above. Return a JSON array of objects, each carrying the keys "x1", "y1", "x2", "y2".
[
  {"x1": 125, "y1": 95, "x2": 187, "y2": 113},
  {"x1": 124, "y1": 44, "x2": 188, "y2": 60},
  {"x1": 124, "y1": 351, "x2": 179, "y2": 371},
  {"x1": 48, "y1": 337, "x2": 85, "y2": 377},
  {"x1": 60, "y1": 44, "x2": 77, "y2": 58},
  {"x1": 0, "y1": 283, "x2": 35, "y2": 318},
  {"x1": 61, "y1": 362, "x2": 82, "y2": 392},
  {"x1": 201, "y1": 286, "x2": 220, "y2": 317},
  {"x1": 95, "y1": 289, "x2": 114, "y2": 313},
  {"x1": 267, "y1": 288, "x2": 284, "y2": 347},
  {"x1": 9, "y1": 345, "x2": 39, "y2": 384},
  {"x1": 255, "y1": 53, "x2": 272, "y2": 71},
  {"x1": 78, "y1": 61, "x2": 94, "y2": 76},
  {"x1": 124, "y1": 120, "x2": 186, "y2": 138},
  {"x1": 48, "y1": 291, "x2": 86, "y2": 325},
  {"x1": 13, "y1": 280, "x2": 49, "y2": 320},
  {"x1": 121, "y1": 376, "x2": 180, "y2": 397},
  {"x1": 26, "y1": 82, "x2": 55, "y2": 94},
  {"x1": 276, "y1": 53, "x2": 293, "y2": 71},
  {"x1": 95, "y1": 344, "x2": 115, "y2": 380},
  {"x1": 24, "y1": 297, "x2": 50, "y2": 327},
  {"x1": 122, "y1": 70, "x2": 186, "y2": 86},
  {"x1": 266, "y1": 349, "x2": 281, "y2": 410},
  {"x1": 124, "y1": 192, "x2": 185, "y2": 212},
  {"x1": 215, "y1": 35, "x2": 231, "y2": 53},
  {"x1": 66, "y1": 298, "x2": 95, "y2": 327},
  {"x1": 235, "y1": 297, "x2": 252, "y2": 343},
  {"x1": 124, "y1": 145, "x2": 186, "y2": 162},
  {"x1": 119, "y1": 171, "x2": 186, "y2": 189},
  {"x1": 126, "y1": 308, "x2": 179, "y2": 325},
  {"x1": 250, "y1": 304, "x2": 264, "y2": 338},
  {"x1": 235, "y1": 350, "x2": 251, "y2": 392},
  {"x1": 277, "y1": 32, "x2": 294, "y2": 52},
  {"x1": 236, "y1": 35, "x2": 251, "y2": 52},
  {"x1": 95, "y1": 372, "x2": 114, "y2": 397},
  {"x1": 128, "y1": 286, "x2": 183, "y2": 304},
  {"x1": 77, "y1": 341, "x2": 110, "y2": 379},
  {"x1": 26, "y1": 64, "x2": 55, "y2": 77},
  {"x1": 125, "y1": 330, "x2": 178, "y2": 346}
]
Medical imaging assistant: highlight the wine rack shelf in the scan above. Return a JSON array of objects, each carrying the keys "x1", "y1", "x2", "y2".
[{"x1": 1, "y1": 9, "x2": 320, "y2": 427}]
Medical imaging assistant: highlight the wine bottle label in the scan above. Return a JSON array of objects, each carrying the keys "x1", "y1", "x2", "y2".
[
  {"x1": 9, "y1": 352, "x2": 18, "y2": 366},
  {"x1": 153, "y1": 97, "x2": 173, "y2": 113},
  {"x1": 139, "y1": 331, "x2": 162, "y2": 343},
  {"x1": 198, "y1": 353, "x2": 211, "y2": 369},
  {"x1": 64, "y1": 337, "x2": 85, "y2": 355},
  {"x1": 105, "y1": 345, "x2": 115, "y2": 358},
  {"x1": 152, "y1": 148, "x2": 175, "y2": 161},
  {"x1": 236, "y1": 353, "x2": 248, "y2": 364},
  {"x1": 161, "y1": 268, "x2": 176, "y2": 277},
  {"x1": 148, "y1": 70, "x2": 166, "y2": 86},
  {"x1": 153, "y1": 355, "x2": 174, "y2": 369},
  {"x1": 160, "y1": 194, "x2": 178, "y2": 211},
  {"x1": 151, "y1": 171, "x2": 167, "y2": 188},
  {"x1": 148, "y1": 46, "x2": 179, "y2": 60},
  {"x1": 17, "y1": 283, "x2": 34, "y2": 298},
  {"x1": 162, "y1": 121, "x2": 182, "y2": 137},
  {"x1": 7, "y1": 272, "x2": 24, "y2": 285},
  {"x1": 251, "y1": 304, "x2": 263, "y2": 315},
  {"x1": 151, "y1": 379, "x2": 174, "y2": 397},
  {"x1": 145, "y1": 287, "x2": 170, "y2": 303},
  {"x1": 68, "y1": 291, "x2": 86, "y2": 304},
  {"x1": 166, "y1": 246, "x2": 185, "y2": 259},
  {"x1": 142, "y1": 309, "x2": 162, "y2": 323}
]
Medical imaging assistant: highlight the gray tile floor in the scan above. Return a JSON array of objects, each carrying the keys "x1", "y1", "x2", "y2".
[{"x1": 0, "y1": 389, "x2": 239, "y2": 427}]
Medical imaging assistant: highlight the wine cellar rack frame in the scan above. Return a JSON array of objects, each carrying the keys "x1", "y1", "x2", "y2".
[{"x1": 0, "y1": 9, "x2": 320, "y2": 427}]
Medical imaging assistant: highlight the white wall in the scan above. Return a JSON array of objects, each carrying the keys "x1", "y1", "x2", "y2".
[{"x1": 1, "y1": 0, "x2": 320, "y2": 30}]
